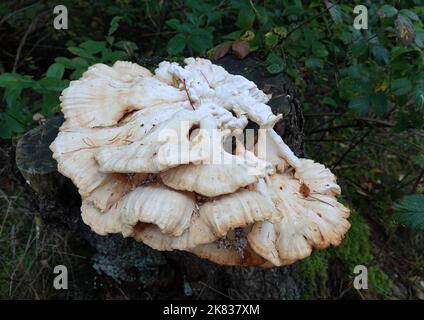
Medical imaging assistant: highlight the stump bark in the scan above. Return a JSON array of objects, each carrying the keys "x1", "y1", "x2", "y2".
[{"x1": 15, "y1": 55, "x2": 305, "y2": 299}]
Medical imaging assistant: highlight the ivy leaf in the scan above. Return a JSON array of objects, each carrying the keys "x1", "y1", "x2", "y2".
[
  {"x1": 46, "y1": 63, "x2": 65, "y2": 79},
  {"x1": 167, "y1": 34, "x2": 186, "y2": 55},
  {"x1": 393, "y1": 195, "x2": 424, "y2": 230},
  {"x1": 349, "y1": 96, "x2": 369, "y2": 114},
  {"x1": 377, "y1": 5, "x2": 398, "y2": 19},
  {"x1": 391, "y1": 78, "x2": 412, "y2": 96},
  {"x1": 395, "y1": 15, "x2": 416, "y2": 47}
]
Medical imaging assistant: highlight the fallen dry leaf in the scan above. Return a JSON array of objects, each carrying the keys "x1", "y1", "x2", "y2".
[{"x1": 231, "y1": 40, "x2": 250, "y2": 59}]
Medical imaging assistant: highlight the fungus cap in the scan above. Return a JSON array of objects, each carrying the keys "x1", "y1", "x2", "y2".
[{"x1": 50, "y1": 57, "x2": 350, "y2": 266}]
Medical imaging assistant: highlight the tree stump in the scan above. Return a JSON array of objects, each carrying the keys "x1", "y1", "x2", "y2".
[{"x1": 15, "y1": 55, "x2": 305, "y2": 299}]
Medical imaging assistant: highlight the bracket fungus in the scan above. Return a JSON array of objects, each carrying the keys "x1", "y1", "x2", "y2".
[{"x1": 50, "y1": 57, "x2": 350, "y2": 267}]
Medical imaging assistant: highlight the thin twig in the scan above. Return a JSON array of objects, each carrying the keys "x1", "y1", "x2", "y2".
[
  {"x1": 331, "y1": 129, "x2": 372, "y2": 170},
  {"x1": 12, "y1": 16, "x2": 39, "y2": 72},
  {"x1": 285, "y1": 0, "x2": 339, "y2": 39},
  {"x1": 183, "y1": 79, "x2": 195, "y2": 110},
  {"x1": 0, "y1": 2, "x2": 40, "y2": 27}
]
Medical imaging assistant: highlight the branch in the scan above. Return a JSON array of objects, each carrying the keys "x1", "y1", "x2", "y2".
[{"x1": 331, "y1": 129, "x2": 372, "y2": 170}]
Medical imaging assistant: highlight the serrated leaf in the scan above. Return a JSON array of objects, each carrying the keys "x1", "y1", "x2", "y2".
[
  {"x1": 393, "y1": 194, "x2": 424, "y2": 230},
  {"x1": 167, "y1": 34, "x2": 186, "y2": 55}
]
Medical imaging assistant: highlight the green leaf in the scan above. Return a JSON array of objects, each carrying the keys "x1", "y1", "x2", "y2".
[
  {"x1": 4, "y1": 86, "x2": 22, "y2": 108},
  {"x1": 0, "y1": 73, "x2": 34, "y2": 88},
  {"x1": 274, "y1": 26, "x2": 288, "y2": 38},
  {"x1": 370, "y1": 93, "x2": 388, "y2": 115},
  {"x1": 108, "y1": 16, "x2": 122, "y2": 36},
  {"x1": 80, "y1": 40, "x2": 106, "y2": 55},
  {"x1": 349, "y1": 96, "x2": 369, "y2": 114},
  {"x1": 371, "y1": 44, "x2": 389, "y2": 65},
  {"x1": 100, "y1": 49, "x2": 128, "y2": 62},
  {"x1": 265, "y1": 52, "x2": 285, "y2": 74},
  {"x1": 36, "y1": 77, "x2": 70, "y2": 92},
  {"x1": 237, "y1": 6, "x2": 255, "y2": 30},
  {"x1": 391, "y1": 78, "x2": 412, "y2": 96},
  {"x1": 322, "y1": 97, "x2": 337, "y2": 107},
  {"x1": 267, "y1": 63, "x2": 285, "y2": 74},
  {"x1": 265, "y1": 32, "x2": 279, "y2": 48},
  {"x1": 0, "y1": 113, "x2": 27, "y2": 139},
  {"x1": 395, "y1": 15, "x2": 416, "y2": 47},
  {"x1": 305, "y1": 57, "x2": 321, "y2": 69},
  {"x1": 412, "y1": 155, "x2": 424, "y2": 166},
  {"x1": 46, "y1": 63, "x2": 65, "y2": 79},
  {"x1": 68, "y1": 47, "x2": 94, "y2": 60},
  {"x1": 377, "y1": 5, "x2": 398, "y2": 19},
  {"x1": 222, "y1": 30, "x2": 243, "y2": 41},
  {"x1": 166, "y1": 19, "x2": 182, "y2": 31},
  {"x1": 187, "y1": 31, "x2": 213, "y2": 53},
  {"x1": 167, "y1": 34, "x2": 186, "y2": 55},
  {"x1": 393, "y1": 194, "x2": 424, "y2": 230}
]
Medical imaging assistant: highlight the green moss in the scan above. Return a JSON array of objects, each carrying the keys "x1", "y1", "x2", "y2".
[
  {"x1": 298, "y1": 250, "x2": 330, "y2": 299},
  {"x1": 368, "y1": 266, "x2": 394, "y2": 298},
  {"x1": 332, "y1": 212, "x2": 374, "y2": 266},
  {"x1": 299, "y1": 212, "x2": 395, "y2": 298}
]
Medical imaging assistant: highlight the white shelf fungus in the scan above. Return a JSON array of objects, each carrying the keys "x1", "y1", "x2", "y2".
[{"x1": 51, "y1": 58, "x2": 350, "y2": 267}]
